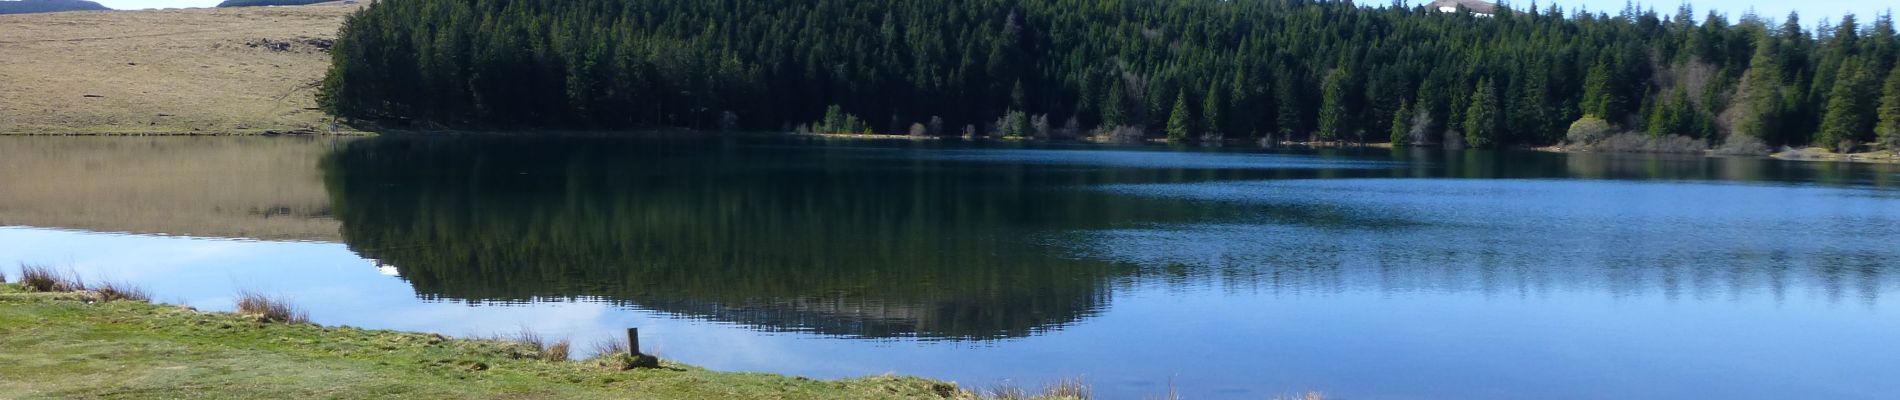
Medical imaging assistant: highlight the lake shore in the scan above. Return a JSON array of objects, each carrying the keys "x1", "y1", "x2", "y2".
[{"x1": 0, "y1": 282, "x2": 994, "y2": 399}]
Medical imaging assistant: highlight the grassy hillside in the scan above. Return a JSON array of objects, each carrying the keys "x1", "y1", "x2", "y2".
[
  {"x1": 0, "y1": 3, "x2": 356, "y2": 134},
  {"x1": 0, "y1": 0, "x2": 108, "y2": 15}
]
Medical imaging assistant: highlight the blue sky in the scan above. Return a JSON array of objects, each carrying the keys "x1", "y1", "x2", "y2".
[{"x1": 93, "y1": 0, "x2": 1893, "y2": 26}]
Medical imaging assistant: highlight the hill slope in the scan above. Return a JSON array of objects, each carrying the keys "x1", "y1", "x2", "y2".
[
  {"x1": 218, "y1": 0, "x2": 332, "y2": 8},
  {"x1": 0, "y1": 3, "x2": 355, "y2": 134},
  {"x1": 0, "y1": 0, "x2": 109, "y2": 15}
]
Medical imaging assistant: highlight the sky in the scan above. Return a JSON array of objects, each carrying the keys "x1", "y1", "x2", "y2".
[{"x1": 91, "y1": 0, "x2": 1894, "y2": 25}]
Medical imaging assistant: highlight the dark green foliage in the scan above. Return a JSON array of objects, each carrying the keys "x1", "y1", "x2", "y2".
[
  {"x1": 1318, "y1": 68, "x2": 1349, "y2": 142},
  {"x1": 1390, "y1": 100, "x2": 1412, "y2": 145},
  {"x1": 1818, "y1": 59, "x2": 1875, "y2": 151},
  {"x1": 1880, "y1": 66, "x2": 1900, "y2": 150},
  {"x1": 0, "y1": 0, "x2": 107, "y2": 14},
  {"x1": 1465, "y1": 78, "x2": 1500, "y2": 148},
  {"x1": 1166, "y1": 92, "x2": 1192, "y2": 143},
  {"x1": 319, "y1": 0, "x2": 1900, "y2": 149},
  {"x1": 216, "y1": 0, "x2": 328, "y2": 7}
]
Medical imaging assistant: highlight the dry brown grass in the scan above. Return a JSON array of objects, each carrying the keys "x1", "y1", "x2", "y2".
[
  {"x1": 591, "y1": 338, "x2": 629, "y2": 356},
  {"x1": 19, "y1": 264, "x2": 84, "y2": 292},
  {"x1": 0, "y1": 136, "x2": 349, "y2": 241},
  {"x1": 235, "y1": 290, "x2": 307, "y2": 324},
  {"x1": 93, "y1": 280, "x2": 152, "y2": 302},
  {"x1": 0, "y1": 3, "x2": 361, "y2": 135},
  {"x1": 1273, "y1": 391, "x2": 1326, "y2": 400},
  {"x1": 1041, "y1": 377, "x2": 1089, "y2": 399},
  {"x1": 505, "y1": 327, "x2": 570, "y2": 362}
]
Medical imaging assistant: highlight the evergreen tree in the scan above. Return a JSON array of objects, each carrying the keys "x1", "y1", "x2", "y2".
[
  {"x1": 1581, "y1": 60, "x2": 1616, "y2": 119},
  {"x1": 1509, "y1": 66, "x2": 1553, "y2": 143},
  {"x1": 1274, "y1": 71, "x2": 1303, "y2": 142},
  {"x1": 1877, "y1": 65, "x2": 1900, "y2": 150},
  {"x1": 1818, "y1": 59, "x2": 1870, "y2": 151},
  {"x1": 1318, "y1": 68, "x2": 1349, "y2": 142},
  {"x1": 1102, "y1": 79, "x2": 1127, "y2": 128},
  {"x1": 1201, "y1": 84, "x2": 1223, "y2": 141},
  {"x1": 1465, "y1": 78, "x2": 1501, "y2": 148},
  {"x1": 312, "y1": 0, "x2": 1887, "y2": 150},
  {"x1": 1736, "y1": 30, "x2": 1784, "y2": 141},
  {"x1": 1390, "y1": 100, "x2": 1413, "y2": 145},
  {"x1": 1167, "y1": 92, "x2": 1193, "y2": 143}
]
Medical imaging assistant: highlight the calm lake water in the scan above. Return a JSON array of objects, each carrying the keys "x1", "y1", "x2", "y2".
[{"x1": 4, "y1": 135, "x2": 1899, "y2": 399}]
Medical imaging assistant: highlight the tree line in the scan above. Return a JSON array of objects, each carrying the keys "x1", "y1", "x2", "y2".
[{"x1": 318, "y1": 0, "x2": 1900, "y2": 151}]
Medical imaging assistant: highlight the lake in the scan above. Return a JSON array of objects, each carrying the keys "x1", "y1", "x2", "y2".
[{"x1": 3, "y1": 135, "x2": 1898, "y2": 399}]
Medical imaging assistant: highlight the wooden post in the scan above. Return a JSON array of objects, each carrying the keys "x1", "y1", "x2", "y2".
[{"x1": 626, "y1": 327, "x2": 641, "y2": 357}]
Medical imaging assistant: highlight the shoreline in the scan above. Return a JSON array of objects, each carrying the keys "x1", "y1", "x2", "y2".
[
  {"x1": 0, "y1": 282, "x2": 996, "y2": 399},
  {"x1": 7, "y1": 125, "x2": 1895, "y2": 165}
]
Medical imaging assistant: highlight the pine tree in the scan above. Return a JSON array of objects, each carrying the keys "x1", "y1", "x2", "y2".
[
  {"x1": 1390, "y1": 100, "x2": 1413, "y2": 145},
  {"x1": 1102, "y1": 79, "x2": 1126, "y2": 127},
  {"x1": 1510, "y1": 65, "x2": 1552, "y2": 143},
  {"x1": 1167, "y1": 91, "x2": 1193, "y2": 143},
  {"x1": 1274, "y1": 71, "x2": 1302, "y2": 141},
  {"x1": 1877, "y1": 65, "x2": 1900, "y2": 150},
  {"x1": 1318, "y1": 68, "x2": 1349, "y2": 142},
  {"x1": 1817, "y1": 59, "x2": 1869, "y2": 151},
  {"x1": 1581, "y1": 59, "x2": 1615, "y2": 118},
  {"x1": 1201, "y1": 84, "x2": 1223, "y2": 141},
  {"x1": 1735, "y1": 30, "x2": 1784, "y2": 141},
  {"x1": 1465, "y1": 78, "x2": 1501, "y2": 148}
]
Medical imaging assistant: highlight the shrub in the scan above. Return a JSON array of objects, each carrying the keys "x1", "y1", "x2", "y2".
[
  {"x1": 1096, "y1": 125, "x2": 1146, "y2": 144},
  {"x1": 94, "y1": 281, "x2": 151, "y2": 302},
  {"x1": 1575, "y1": 133, "x2": 1707, "y2": 154},
  {"x1": 1566, "y1": 116, "x2": 1614, "y2": 146},
  {"x1": 236, "y1": 291, "x2": 308, "y2": 323},
  {"x1": 1714, "y1": 134, "x2": 1772, "y2": 156},
  {"x1": 19, "y1": 264, "x2": 84, "y2": 292}
]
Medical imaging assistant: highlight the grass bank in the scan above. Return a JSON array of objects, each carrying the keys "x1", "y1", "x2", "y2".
[{"x1": 0, "y1": 281, "x2": 996, "y2": 399}]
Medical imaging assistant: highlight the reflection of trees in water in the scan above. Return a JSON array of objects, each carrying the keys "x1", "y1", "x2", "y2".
[
  {"x1": 321, "y1": 136, "x2": 1354, "y2": 339},
  {"x1": 323, "y1": 137, "x2": 1900, "y2": 338},
  {"x1": 1067, "y1": 209, "x2": 1899, "y2": 309}
]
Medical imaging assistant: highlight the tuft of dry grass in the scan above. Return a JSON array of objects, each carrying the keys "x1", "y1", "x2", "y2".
[
  {"x1": 19, "y1": 264, "x2": 85, "y2": 292},
  {"x1": 985, "y1": 382, "x2": 1027, "y2": 400},
  {"x1": 505, "y1": 327, "x2": 571, "y2": 362},
  {"x1": 1042, "y1": 377, "x2": 1090, "y2": 399},
  {"x1": 235, "y1": 290, "x2": 307, "y2": 324},
  {"x1": 93, "y1": 281, "x2": 152, "y2": 302},
  {"x1": 1273, "y1": 391, "x2": 1326, "y2": 400},
  {"x1": 590, "y1": 338, "x2": 628, "y2": 358},
  {"x1": 544, "y1": 339, "x2": 572, "y2": 362}
]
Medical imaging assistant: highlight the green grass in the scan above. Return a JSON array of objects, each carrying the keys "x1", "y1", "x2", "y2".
[{"x1": 0, "y1": 283, "x2": 981, "y2": 399}]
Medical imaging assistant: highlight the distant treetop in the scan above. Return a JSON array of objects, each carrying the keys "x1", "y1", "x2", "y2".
[{"x1": 0, "y1": 0, "x2": 110, "y2": 15}]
